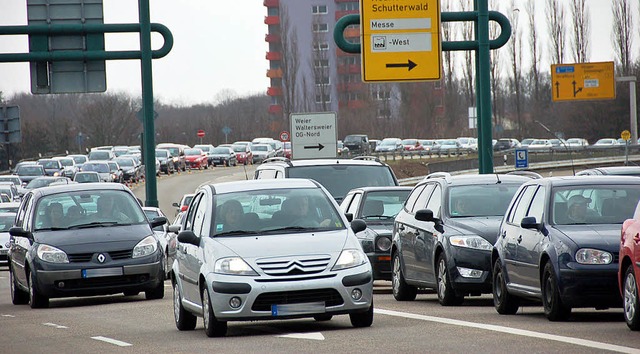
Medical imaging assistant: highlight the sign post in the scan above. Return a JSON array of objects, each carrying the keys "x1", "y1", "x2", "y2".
[
  {"x1": 360, "y1": 0, "x2": 441, "y2": 82},
  {"x1": 290, "y1": 112, "x2": 337, "y2": 159},
  {"x1": 197, "y1": 129, "x2": 205, "y2": 144}
]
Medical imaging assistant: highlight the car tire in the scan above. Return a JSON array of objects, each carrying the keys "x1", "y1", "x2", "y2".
[
  {"x1": 542, "y1": 262, "x2": 571, "y2": 321},
  {"x1": 28, "y1": 271, "x2": 49, "y2": 309},
  {"x1": 623, "y1": 266, "x2": 640, "y2": 330},
  {"x1": 391, "y1": 252, "x2": 417, "y2": 301},
  {"x1": 10, "y1": 266, "x2": 29, "y2": 305},
  {"x1": 349, "y1": 300, "x2": 374, "y2": 328},
  {"x1": 313, "y1": 314, "x2": 333, "y2": 321},
  {"x1": 492, "y1": 260, "x2": 520, "y2": 314},
  {"x1": 173, "y1": 284, "x2": 197, "y2": 331},
  {"x1": 145, "y1": 280, "x2": 165, "y2": 300},
  {"x1": 202, "y1": 287, "x2": 227, "y2": 337},
  {"x1": 436, "y1": 254, "x2": 464, "y2": 306}
]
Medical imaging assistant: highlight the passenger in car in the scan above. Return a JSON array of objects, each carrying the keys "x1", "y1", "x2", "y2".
[
  {"x1": 218, "y1": 199, "x2": 244, "y2": 232},
  {"x1": 566, "y1": 195, "x2": 590, "y2": 223},
  {"x1": 287, "y1": 196, "x2": 332, "y2": 227},
  {"x1": 45, "y1": 202, "x2": 65, "y2": 228},
  {"x1": 95, "y1": 195, "x2": 129, "y2": 222}
]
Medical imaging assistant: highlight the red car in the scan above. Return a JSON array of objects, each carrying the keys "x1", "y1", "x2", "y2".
[
  {"x1": 283, "y1": 141, "x2": 292, "y2": 159},
  {"x1": 183, "y1": 148, "x2": 208, "y2": 169},
  {"x1": 401, "y1": 138, "x2": 424, "y2": 151},
  {"x1": 232, "y1": 144, "x2": 253, "y2": 165},
  {"x1": 621, "y1": 207, "x2": 640, "y2": 330}
]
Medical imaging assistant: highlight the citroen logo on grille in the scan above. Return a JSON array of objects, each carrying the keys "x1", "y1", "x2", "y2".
[{"x1": 97, "y1": 253, "x2": 106, "y2": 263}]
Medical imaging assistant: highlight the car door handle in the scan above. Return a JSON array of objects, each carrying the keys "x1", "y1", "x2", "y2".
[
  {"x1": 634, "y1": 234, "x2": 640, "y2": 242},
  {"x1": 501, "y1": 231, "x2": 507, "y2": 238},
  {"x1": 398, "y1": 225, "x2": 405, "y2": 231},
  {"x1": 517, "y1": 235, "x2": 523, "y2": 243}
]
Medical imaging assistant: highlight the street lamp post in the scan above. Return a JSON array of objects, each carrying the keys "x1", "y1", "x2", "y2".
[{"x1": 616, "y1": 76, "x2": 638, "y2": 145}]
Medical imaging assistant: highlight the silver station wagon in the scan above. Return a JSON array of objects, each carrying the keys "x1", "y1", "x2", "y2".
[{"x1": 171, "y1": 178, "x2": 374, "y2": 337}]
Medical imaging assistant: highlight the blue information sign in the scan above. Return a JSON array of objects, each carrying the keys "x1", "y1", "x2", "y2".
[{"x1": 515, "y1": 148, "x2": 528, "y2": 169}]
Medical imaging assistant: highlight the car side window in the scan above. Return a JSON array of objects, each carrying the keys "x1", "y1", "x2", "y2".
[
  {"x1": 505, "y1": 187, "x2": 526, "y2": 223},
  {"x1": 15, "y1": 193, "x2": 31, "y2": 228},
  {"x1": 184, "y1": 193, "x2": 203, "y2": 231},
  {"x1": 192, "y1": 193, "x2": 208, "y2": 236},
  {"x1": 404, "y1": 184, "x2": 426, "y2": 213},
  {"x1": 510, "y1": 186, "x2": 537, "y2": 225},
  {"x1": 527, "y1": 186, "x2": 546, "y2": 222},
  {"x1": 413, "y1": 183, "x2": 435, "y2": 211},
  {"x1": 346, "y1": 193, "x2": 362, "y2": 216},
  {"x1": 257, "y1": 169, "x2": 277, "y2": 179},
  {"x1": 425, "y1": 185, "x2": 442, "y2": 218},
  {"x1": 339, "y1": 192, "x2": 355, "y2": 212}
]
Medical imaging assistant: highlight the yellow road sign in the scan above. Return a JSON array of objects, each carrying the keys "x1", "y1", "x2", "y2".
[
  {"x1": 621, "y1": 130, "x2": 631, "y2": 141},
  {"x1": 360, "y1": 0, "x2": 441, "y2": 82},
  {"x1": 550, "y1": 61, "x2": 615, "y2": 102}
]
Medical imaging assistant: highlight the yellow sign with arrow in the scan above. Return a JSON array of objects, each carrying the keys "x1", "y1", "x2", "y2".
[{"x1": 550, "y1": 61, "x2": 615, "y2": 102}]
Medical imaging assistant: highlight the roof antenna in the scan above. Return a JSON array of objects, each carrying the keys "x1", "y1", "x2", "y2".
[{"x1": 495, "y1": 173, "x2": 501, "y2": 184}]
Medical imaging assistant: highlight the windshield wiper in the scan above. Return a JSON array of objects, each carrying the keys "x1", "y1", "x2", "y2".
[
  {"x1": 263, "y1": 226, "x2": 323, "y2": 233},
  {"x1": 36, "y1": 227, "x2": 71, "y2": 231},
  {"x1": 214, "y1": 230, "x2": 261, "y2": 237},
  {"x1": 69, "y1": 221, "x2": 119, "y2": 229},
  {"x1": 362, "y1": 215, "x2": 394, "y2": 220}
]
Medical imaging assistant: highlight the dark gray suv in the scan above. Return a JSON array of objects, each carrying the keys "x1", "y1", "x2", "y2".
[
  {"x1": 343, "y1": 134, "x2": 371, "y2": 156},
  {"x1": 254, "y1": 157, "x2": 399, "y2": 203}
]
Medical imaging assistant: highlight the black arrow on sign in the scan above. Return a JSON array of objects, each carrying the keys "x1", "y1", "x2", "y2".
[
  {"x1": 386, "y1": 60, "x2": 417, "y2": 71},
  {"x1": 555, "y1": 81, "x2": 560, "y2": 98},
  {"x1": 304, "y1": 144, "x2": 325, "y2": 151},
  {"x1": 572, "y1": 80, "x2": 583, "y2": 97}
]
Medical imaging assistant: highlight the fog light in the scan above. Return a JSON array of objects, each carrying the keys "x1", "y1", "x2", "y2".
[
  {"x1": 351, "y1": 288, "x2": 363, "y2": 301},
  {"x1": 57, "y1": 281, "x2": 65, "y2": 288},
  {"x1": 229, "y1": 296, "x2": 242, "y2": 309},
  {"x1": 457, "y1": 267, "x2": 483, "y2": 278}
]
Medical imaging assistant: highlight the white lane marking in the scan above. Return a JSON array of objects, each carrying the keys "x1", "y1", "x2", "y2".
[
  {"x1": 91, "y1": 336, "x2": 132, "y2": 347},
  {"x1": 376, "y1": 309, "x2": 640, "y2": 354},
  {"x1": 277, "y1": 332, "x2": 325, "y2": 341},
  {"x1": 42, "y1": 322, "x2": 68, "y2": 329},
  {"x1": 2, "y1": 314, "x2": 15, "y2": 317}
]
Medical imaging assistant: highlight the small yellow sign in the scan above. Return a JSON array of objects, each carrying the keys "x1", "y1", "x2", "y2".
[
  {"x1": 360, "y1": 0, "x2": 441, "y2": 82},
  {"x1": 550, "y1": 61, "x2": 615, "y2": 102},
  {"x1": 621, "y1": 130, "x2": 631, "y2": 141}
]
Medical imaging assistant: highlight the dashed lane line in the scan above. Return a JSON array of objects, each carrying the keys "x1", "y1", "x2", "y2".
[
  {"x1": 42, "y1": 322, "x2": 68, "y2": 329},
  {"x1": 91, "y1": 336, "x2": 132, "y2": 347},
  {"x1": 376, "y1": 309, "x2": 640, "y2": 354}
]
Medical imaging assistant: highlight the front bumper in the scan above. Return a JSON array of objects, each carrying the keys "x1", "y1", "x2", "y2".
[
  {"x1": 203, "y1": 266, "x2": 373, "y2": 321},
  {"x1": 558, "y1": 264, "x2": 621, "y2": 308},
  {"x1": 447, "y1": 246, "x2": 492, "y2": 295},
  {"x1": 33, "y1": 258, "x2": 164, "y2": 298}
]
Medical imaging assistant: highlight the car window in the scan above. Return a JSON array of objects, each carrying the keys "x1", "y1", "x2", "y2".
[
  {"x1": 425, "y1": 185, "x2": 442, "y2": 218},
  {"x1": 346, "y1": 192, "x2": 362, "y2": 216},
  {"x1": 339, "y1": 192, "x2": 355, "y2": 212},
  {"x1": 552, "y1": 185, "x2": 640, "y2": 225},
  {"x1": 192, "y1": 193, "x2": 207, "y2": 236},
  {"x1": 257, "y1": 169, "x2": 278, "y2": 179},
  {"x1": 511, "y1": 186, "x2": 538, "y2": 225},
  {"x1": 412, "y1": 183, "x2": 435, "y2": 211},
  {"x1": 360, "y1": 190, "x2": 410, "y2": 219},
  {"x1": 183, "y1": 193, "x2": 202, "y2": 232},
  {"x1": 527, "y1": 186, "x2": 546, "y2": 221},
  {"x1": 404, "y1": 184, "x2": 426, "y2": 213},
  {"x1": 15, "y1": 193, "x2": 31, "y2": 228},
  {"x1": 448, "y1": 183, "x2": 523, "y2": 217}
]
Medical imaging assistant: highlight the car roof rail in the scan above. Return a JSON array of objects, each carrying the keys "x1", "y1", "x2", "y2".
[
  {"x1": 351, "y1": 156, "x2": 381, "y2": 162},
  {"x1": 425, "y1": 171, "x2": 452, "y2": 183},
  {"x1": 261, "y1": 157, "x2": 293, "y2": 166},
  {"x1": 505, "y1": 170, "x2": 542, "y2": 179}
]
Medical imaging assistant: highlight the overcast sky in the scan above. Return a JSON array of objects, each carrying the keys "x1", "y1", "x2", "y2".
[{"x1": 0, "y1": 0, "x2": 637, "y2": 106}]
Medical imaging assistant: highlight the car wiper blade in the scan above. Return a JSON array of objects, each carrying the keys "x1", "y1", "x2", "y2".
[
  {"x1": 264, "y1": 226, "x2": 322, "y2": 233},
  {"x1": 36, "y1": 226, "x2": 71, "y2": 231},
  {"x1": 70, "y1": 221, "x2": 119, "y2": 229},
  {"x1": 362, "y1": 215, "x2": 394, "y2": 220},
  {"x1": 214, "y1": 230, "x2": 261, "y2": 237}
]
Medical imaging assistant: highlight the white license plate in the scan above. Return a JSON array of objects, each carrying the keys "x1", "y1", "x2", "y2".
[
  {"x1": 271, "y1": 302, "x2": 325, "y2": 316},
  {"x1": 82, "y1": 267, "x2": 123, "y2": 278}
]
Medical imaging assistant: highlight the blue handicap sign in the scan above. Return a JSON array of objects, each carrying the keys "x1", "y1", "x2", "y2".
[{"x1": 515, "y1": 148, "x2": 528, "y2": 169}]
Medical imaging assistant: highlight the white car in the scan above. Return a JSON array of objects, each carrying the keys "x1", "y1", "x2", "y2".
[
  {"x1": 0, "y1": 212, "x2": 15, "y2": 266},
  {"x1": 594, "y1": 138, "x2": 619, "y2": 147},
  {"x1": 527, "y1": 139, "x2": 553, "y2": 151},
  {"x1": 143, "y1": 207, "x2": 176, "y2": 280}
]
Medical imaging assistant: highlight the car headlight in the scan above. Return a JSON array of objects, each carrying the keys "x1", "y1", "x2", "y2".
[
  {"x1": 376, "y1": 236, "x2": 392, "y2": 252},
  {"x1": 53, "y1": 172, "x2": 60, "y2": 177},
  {"x1": 214, "y1": 257, "x2": 258, "y2": 276},
  {"x1": 37, "y1": 244, "x2": 69, "y2": 263},
  {"x1": 575, "y1": 248, "x2": 612, "y2": 264},
  {"x1": 332, "y1": 249, "x2": 367, "y2": 271},
  {"x1": 133, "y1": 235, "x2": 158, "y2": 258},
  {"x1": 449, "y1": 235, "x2": 492, "y2": 251}
]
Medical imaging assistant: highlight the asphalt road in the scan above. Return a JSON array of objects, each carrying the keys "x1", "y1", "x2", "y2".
[{"x1": 1, "y1": 166, "x2": 639, "y2": 353}]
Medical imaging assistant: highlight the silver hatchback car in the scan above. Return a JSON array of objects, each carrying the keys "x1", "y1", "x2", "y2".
[{"x1": 170, "y1": 178, "x2": 374, "y2": 337}]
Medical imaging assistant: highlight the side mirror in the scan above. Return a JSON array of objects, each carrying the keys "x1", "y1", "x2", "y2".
[
  {"x1": 9, "y1": 227, "x2": 33, "y2": 241},
  {"x1": 350, "y1": 219, "x2": 367, "y2": 233},
  {"x1": 345, "y1": 213, "x2": 353, "y2": 222},
  {"x1": 150, "y1": 216, "x2": 168, "y2": 229},
  {"x1": 521, "y1": 216, "x2": 543, "y2": 231},
  {"x1": 177, "y1": 230, "x2": 200, "y2": 246},
  {"x1": 168, "y1": 224, "x2": 181, "y2": 234},
  {"x1": 172, "y1": 202, "x2": 180, "y2": 208},
  {"x1": 415, "y1": 209, "x2": 436, "y2": 222}
]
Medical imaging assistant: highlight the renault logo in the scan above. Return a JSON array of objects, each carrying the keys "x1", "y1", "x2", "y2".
[{"x1": 97, "y1": 253, "x2": 106, "y2": 263}]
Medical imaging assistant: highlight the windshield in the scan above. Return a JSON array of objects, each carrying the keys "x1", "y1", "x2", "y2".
[
  {"x1": 39, "y1": 160, "x2": 59, "y2": 169},
  {"x1": 156, "y1": 150, "x2": 170, "y2": 158},
  {"x1": 26, "y1": 178, "x2": 61, "y2": 189},
  {"x1": 231, "y1": 145, "x2": 246, "y2": 153},
  {"x1": 360, "y1": 190, "x2": 410, "y2": 220},
  {"x1": 88, "y1": 151, "x2": 110, "y2": 160},
  {"x1": 380, "y1": 140, "x2": 397, "y2": 146},
  {"x1": 75, "y1": 173, "x2": 99, "y2": 182},
  {"x1": 551, "y1": 185, "x2": 640, "y2": 225},
  {"x1": 116, "y1": 159, "x2": 134, "y2": 167},
  {"x1": 0, "y1": 214, "x2": 14, "y2": 231},
  {"x1": 212, "y1": 187, "x2": 344, "y2": 237},
  {"x1": 0, "y1": 177, "x2": 21, "y2": 185},
  {"x1": 57, "y1": 159, "x2": 73, "y2": 167},
  {"x1": 288, "y1": 165, "x2": 397, "y2": 202},
  {"x1": 448, "y1": 184, "x2": 523, "y2": 217},
  {"x1": 70, "y1": 156, "x2": 87, "y2": 164},
  {"x1": 253, "y1": 145, "x2": 268, "y2": 152},
  {"x1": 82, "y1": 163, "x2": 109, "y2": 173},
  {"x1": 212, "y1": 148, "x2": 230, "y2": 154},
  {"x1": 34, "y1": 190, "x2": 147, "y2": 230},
  {"x1": 17, "y1": 166, "x2": 44, "y2": 176},
  {"x1": 344, "y1": 136, "x2": 362, "y2": 143},
  {"x1": 184, "y1": 149, "x2": 201, "y2": 155}
]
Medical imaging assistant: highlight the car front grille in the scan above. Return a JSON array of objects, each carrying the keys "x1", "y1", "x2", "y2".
[
  {"x1": 67, "y1": 250, "x2": 133, "y2": 263},
  {"x1": 251, "y1": 288, "x2": 344, "y2": 311},
  {"x1": 256, "y1": 255, "x2": 331, "y2": 276}
]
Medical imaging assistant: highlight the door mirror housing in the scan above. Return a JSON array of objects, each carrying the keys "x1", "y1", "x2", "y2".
[
  {"x1": 521, "y1": 216, "x2": 542, "y2": 230},
  {"x1": 177, "y1": 230, "x2": 200, "y2": 246},
  {"x1": 415, "y1": 209, "x2": 436, "y2": 222},
  {"x1": 150, "y1": 216, "x2": 167, "y2": 229},
  {"x1": 350, "y1": 219, "x2": 367, "y2": 233}
]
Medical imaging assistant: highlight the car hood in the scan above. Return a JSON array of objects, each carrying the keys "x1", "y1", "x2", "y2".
[
  {"x1": 551, "y1": 224, "x2": 620, "y2": 251},
  {"x1": 360, "y1": 221, "x2": 393, "y2": 235},
  {"x1": 447, "y1": 216, "x2": 502, "y2": 243},
  {"x1": 209, "y1": 153, "x2": 231, "y2": 158},
  {"x1": 253, "y1": 151, "x2": 270, "y2": 156},
  {"x1": 184, "y1": 155, "x2": 202, "y2": 160},
  {"x1": 33, "y1": 224, "x2": 154, "y2": 252},
  {"x1": 212, "y1": 229, "x2": 349, "y2": 258}
]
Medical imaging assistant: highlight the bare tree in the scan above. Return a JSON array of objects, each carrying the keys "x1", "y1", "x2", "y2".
[
  {"x1": 441, "y1": 0, "x2": 455, "y2": 93},
  {"x1": 489, "y1": 0, "x2": 503, "y2": 135},
  {"x1": 81, "y1": 93, "x2": 138, "y2": 147},
  {"x1": 459, "y1": 0, "x2": 475, "y2": 106},
  {"x1": 611, "y1": 0, "x2": 635, "y2": 75},
  {"x1": 526, "y1": 0, "x2": 541, "y2": 102},
  {"x1": 546, "y1": 0, "x2": 567, "y2": 64},
  {"x1": 508, "y1": 3, "x2": 523, "y2": 138},
  {"x1": 570, "y1": 0, "x2": 590, "y2": 63}
]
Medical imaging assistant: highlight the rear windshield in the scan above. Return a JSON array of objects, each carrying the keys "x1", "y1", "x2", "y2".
[{"x1": 287, "y1": 165, "x2": 397, "y2": 202}]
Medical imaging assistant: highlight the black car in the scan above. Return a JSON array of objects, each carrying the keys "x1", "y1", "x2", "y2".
[
  {"x1": 36, "y1": 159, "x2": 64, "y2": 176},
  {"x1": 7, "y1": 183, "x2": 167, "y2": 308},
  {"x1": 115, "y1": 157, "x2": 142, "y2": 182},
  {"x1": 343, "y1": 134, "x2": 371, "y2": 156},
  {"x1": 492, "y1": 176, "x2": 640, "y2": 320},
  {"x1": 208, "y1": 147, "x2": 237, "y2": 167},
  {"x1": 341, "y1": 186, "x2": 412, "y2": 280},
  {"x1": 391, "y1": 173, "x2": 530, "y2": 305}
]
